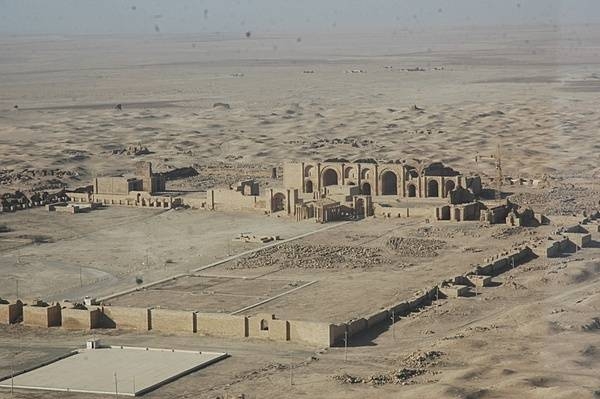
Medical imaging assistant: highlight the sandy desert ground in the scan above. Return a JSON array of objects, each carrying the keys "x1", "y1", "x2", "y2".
[{"x1": 1, "y1": 24, "x2": 600, "y2": 398}]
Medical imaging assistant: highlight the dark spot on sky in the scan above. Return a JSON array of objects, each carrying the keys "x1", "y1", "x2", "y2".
[
  {"x1": 154, "y1": 14, "x2": 162, "y2": 19},
  {"x1": 204, "y1": 9, "x2": 208, "y2": 19},
  {"x1": 438, "y1": 8, "x2": 443, "y2": 13},
  {"x1": 154, "y1": 24, "x2": 160, "y2": 33},
  {"x1": 516, "y1": 3, "x2": 521, "y2": 8},
  {"x1": 131, "y1": 5, "x2": 136, "y2": 11},
  {"x1": 245, "y1": 31, "x2": 251, "y2": 38},
  {"x1": 296, "y1": 37, "x2": 302, "y2": 43}
]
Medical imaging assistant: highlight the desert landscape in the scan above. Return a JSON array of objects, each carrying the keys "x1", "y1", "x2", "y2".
[{"x1": 1, "y1": 22, "x2": 600, "y2": 398}]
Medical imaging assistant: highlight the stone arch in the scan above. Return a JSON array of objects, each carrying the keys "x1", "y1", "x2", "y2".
[
  {"x1": 322, "y1": 168, "x2": 339, "y2": 186},
  {"x1": 407, "y1": 184, "x2": 417, "y2": 197},
  {"x1": 428, "y1": 179, "x2": 439, "y2": 198},
  {"x1": 381, "y1": 171, "x2": 398, "y2": 195},
  {"x1": 272, "y1": 192, "x2": 286, "y2": 212},
  {"x1": 344, "y1": 166, "x2": 354, "y2": 179},
  {"x1": 260, "y1": 319, "x2": 269, "y2": 331},
  {"x1": 305, "y1": 180, "x2": 314, "y2": 193},
  {"x1": 361, "y1": 168, "x2": 371, "y2": 180},
  {"x1": 362, "y1": 182, "x2": 372, "y2": 195},
  {"x1": 304, "y1": 165, "x2": 314, "y2": 178},
  {"x1": 445, "y1": 180, "x2": 456, "y2": 197},
  {"x1": 355, "y1": 198, "x2": 365, "y2": 218}
]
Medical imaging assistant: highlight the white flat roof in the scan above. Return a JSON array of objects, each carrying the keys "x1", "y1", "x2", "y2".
[{"x1": 0, "y1": 346, "x2": 228, "y2": 396}]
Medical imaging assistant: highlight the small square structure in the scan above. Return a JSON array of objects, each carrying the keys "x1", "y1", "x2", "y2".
[
  {"x1": 468, "y1": 275, "x2": 493, "y2": 288},
  {"x1": 0, "y1": 346, "x2": 228, "y2": 396},
  {"x1": 441, "y1": 284, "x2": 471, "y2": 298}
]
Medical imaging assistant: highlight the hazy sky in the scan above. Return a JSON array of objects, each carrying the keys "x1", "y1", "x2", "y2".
[{"x1": 1, "y1": 0, "x2": 599, "y2": 36}]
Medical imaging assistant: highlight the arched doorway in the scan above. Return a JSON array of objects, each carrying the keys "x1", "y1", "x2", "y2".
[
  {"x1": 305, "y1": 180, "x2": 313, "y2": 193},
  {"x1": 362, "y1": 182, "x2": 371, "y2": 195},
  {"x1": 322, "y1": 169, "x2": 339, "y2": 186},
  {"x1": 407, "y1": 184, "x2": 417, "y2": 197},
  {"x1": 355, "y1": 198, "x2": 365, "y2": 218},
  {"x1": 381, "y1": 171, "x2": 398, "y2": 195},
  {"x1": 344, "y1": 167, "x2": 354, "y2": 179},
  {"x1": 304, "y1": 165, "x2": 314, "y2": 177},
  {"x1": 445, "y1": 180, "x2": 456, "y2": 197},
  {"x1": 428, "y1": 180, "x2": 439, "y2": 198},
  {"x1": 272, "y1": 193, "x2": 286, "y2": 212},
  {"x1": 260, "y1": 319, "x2": 269, "y2": 331}
]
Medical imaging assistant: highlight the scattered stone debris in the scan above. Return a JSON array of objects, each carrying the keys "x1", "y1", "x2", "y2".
[
  {"x1": 0, "y1": 189, "x2": 68, "y2": 213},
  {"x1": 293, "y1": 137, "x2": 376, "y2": 150},
  {"x1": 213, "y1": 102, "x2": 231, "y2": 110},
  {"x1": 510, "y1": 185, "x2": 599, "y2": 215},
  {"x1": 401, "y1": 350, "x2": 445, "y2": 369},
  {"x1": 166, "y1": 162, "x2": 275, "y2": 191},
  {"x1": 158, "y1": 167, "x2": 199, "y2": 181},
  {"x1": 582, "y1": 318, "x2": 600, "y2": 331},
  {"x1": 230, "y1": 243, "x2": 388, "y2": 270},
  {"x1": 111, "y1": 145, "x2": 151, "y2": 156},
  {"x1": 334, "y1": 351, "x2": 444, "y2": 386},
  {"x1": 385, "y1": 237, "x2": 446, "y2": 257},
  {"x1": 0, "y1": 168, "x2": 77, "y2": 186}
]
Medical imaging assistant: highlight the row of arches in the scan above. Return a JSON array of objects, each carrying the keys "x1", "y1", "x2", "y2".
[
  {"x1": 305, "y1": 165, "x2": 373, "y2": 180},
  {"x1": 306, "y1": 167, "x2": 457, "y2": 197}
]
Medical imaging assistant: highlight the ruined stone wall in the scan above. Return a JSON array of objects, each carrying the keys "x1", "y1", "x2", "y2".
[
  {"x1": 289, "y1": 320, "x2": 333, "y2": 347},
  {"x1": 373, "y1": 204, "x2": 434, "y2": 219},
  {"x1": 207, "y1": 189, "x2": 262, "y2": 212},
  {"x1": 283, "y1": 163, "x2": 304, "y2": 190},
  {"x1": 94, "y1": 177, "x2": 132, "y2": 195},
  {"x1": 269, "y1": 319, "x2": 290, "y2": 341},
  {"x1": 0, "y1": 300, "x2": 23, "y2": 324},
  {"x1": 61, "y1": 308, "x2": 103, "y2": 330},
  {"x1": 196, "y1": 313, "x2": 247, "y2": 338},
  {"x1": 22, "y1": 305, "x2": 61, "y2": 327},
  {"x1": 151, "y1": 309, "x2": 196, "y2": 333},
  {"x1": 100, "y1": 306, "x2": 151, "y2": 331}
]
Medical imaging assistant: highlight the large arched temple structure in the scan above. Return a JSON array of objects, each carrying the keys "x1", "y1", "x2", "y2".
[{"x1": 283, "y1": 160, "x2": 482, "y2": 199}]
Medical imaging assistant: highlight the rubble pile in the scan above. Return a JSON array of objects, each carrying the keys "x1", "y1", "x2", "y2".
[
  {"x1": 0, "y1": 189, "x2": 68, "y2": 212},
  {"x1": 297, "y1": 137, "x2": 376, "y2": 150},
  {"x1": 111, "y1": 145, "x2": 151, "y2": 156},
  {"x1": 334, "y1": 368, "x2": 425, "y2": 386},
  {"x1": 334, "y1": 350, "x2": 444, "y2": 386},
  {"x1": 167, "y1": 162, "x2": 275, "y2": 191},
  {"x1": 230, "y1": 243, "x2": 388, "y2": 270},
  {"x1": 385, "y1": 237, "x2": 446, "y2": 257},
  {"x1": 401, "y1": 350, "x2": 445, "y2": 368},
  {"x1": 0, "y1": 168, "x2": 78, "y2": 186},
  {"x1": 510, "y1": 185, "x2": 600, "y2": 215}
]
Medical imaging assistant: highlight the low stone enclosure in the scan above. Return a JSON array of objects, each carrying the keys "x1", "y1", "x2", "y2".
[
  {"x1": 0, "y1": 300, "x2": 335, "y2": 346},
  {"x1": 0, "y1": 243, "x2": 559, "y2": 347}
]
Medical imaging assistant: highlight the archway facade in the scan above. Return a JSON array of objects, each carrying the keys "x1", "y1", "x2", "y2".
[
  {"x1": 304, "y1": 165, "x2": 314, "y2": 178},
  {"x1": 407, "y1": 184, "x2": 417, "y2": 197},
  {"x1": 322, "y1": 168, "x2": 339, "y2": 187},
  {"x1": 381, "y1": 171, "x2": 398, "y2": 195},
  {"x1": 272, "y1": 193, "x2": 286, "y2": 212},
  {"x1": 445, "y1": 180, "x2": 456, "y2": 197},
  {"x1": 355, "y1": 198, "x2": 365, "y2": 218},
  {"x1": 305, "y1": 180, "x2": 314, "y2": 193},
  {"x1": 427, "y1": 180, "x2": 439, "y2": 198},
  {"x1": 362, "y1": 182, "x2": 371, "y2": 195}
]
